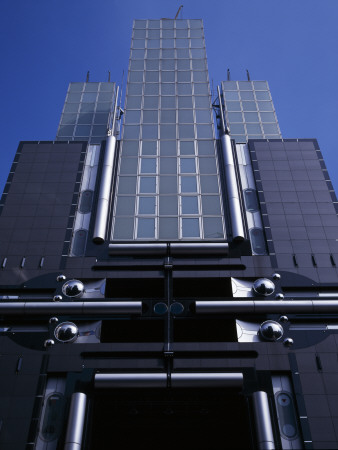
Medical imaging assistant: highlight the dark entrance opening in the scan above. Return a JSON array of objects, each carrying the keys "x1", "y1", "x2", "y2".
[{"x1": 86, "y1": 388, "x2": 253, "y2": 449}]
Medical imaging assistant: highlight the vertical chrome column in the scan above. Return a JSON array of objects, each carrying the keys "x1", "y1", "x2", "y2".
[
  {"x1": 217, "y1": 86, "x2": 245, "y2": 241},
  {"x1": 252, "y1": 391, "x2": 276, "y2": 450},
  {"x1": 64, "y1": 392, "x2": 87, "y2": 450},
  {"x1": 93, "y1": 86, "x2": 119, "y2": 244}
]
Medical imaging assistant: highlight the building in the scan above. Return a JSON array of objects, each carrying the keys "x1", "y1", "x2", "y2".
[{"x1": 0, "y1": 17, "x2": 338, "y2": 450}]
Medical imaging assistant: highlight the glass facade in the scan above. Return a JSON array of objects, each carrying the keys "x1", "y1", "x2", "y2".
[
  {"x1": 221, "y1": 80, "x2": 282, "y2": 143},
  {"x1": 56, "y1": 82, "x2": 116, "y2": 144},
  {"x1": 111, "y1": 19, "x2": 226, "y2": 241}
]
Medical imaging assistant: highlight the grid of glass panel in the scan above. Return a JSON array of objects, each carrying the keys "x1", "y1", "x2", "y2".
[
  {"x1": 56, "y1": 82, "x2": 116, "y2": 145},
  {"x1": 112, "y1": 19, "x2": 226, "y2": 241},
  {"x1": 221, "y1": 80, "x2": 282, "y2": 143}
]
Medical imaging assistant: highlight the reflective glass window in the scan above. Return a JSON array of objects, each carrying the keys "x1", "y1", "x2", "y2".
[
  {"x1": 191, "y1": 38, "x2": 204, "y2": 48},
  {"x1": 131, "y1": 59, "x2": 144, "y2": 70},
  {"x1": 140, "y1": 177, "x2": 156, "y2": 193},
  {"x1": 194, "y1": 97, "x2": 210, "y2": 108},
  {"x1": 120, "y1": 158, "x2": 138, "y2": 174},
  {"x1": 200, "y1": 175, "x2": 219, "y2": 193},
  {"x1": 123, "y1": 141, "x2": 139, "y2": 156},
  {"x1": 98, "y1": 92, "x2": 113, "y2": 101},
  {"x1": 199, "y1": 158, "x2": 216, "y2": 174},
  {"x1": 140, "y1": 158, "x2": 157, "y2": 173},
  {"x1": 145, "y1": 71, "x2": 159, "y2": 82},
  {"x1": 160, "y1": 158, "x2": 177, "y2": 174},
  {"x1": 159, "y1": 218, "x2": 178, "y2": 239},
  {"x1": 115, "y1": 196, "x2": 135, "y2": 215},
  {"x1": 195, "y1": 110, "x2": 211, "y2": 123},
  {"x1": 240, "y1": 91, "x2": 255, "y2": 100},
  {"x1": 141, "y1": 141, "x2": 157, "y2": 155},
  {"x1": 159, "y1": 196, "x2": 178, "y2": 215},
  {"x1": 161, "y1": 96, "x2": 176, "y2": 108},
  {"x1": 238, "y1": 81, "x2": 252, "y2": 90},
  {"x1": 179, "y1": 124, "x2": 195, "y2": 139},
  {"x1": 244, "y1": 189, "x2": 259, "y2": 212},
  {"x1": 223, "y1": 81, "x2": 237, "y2": 90},
  {"x1": 139, "y1": 196, "x2": 156, "y2": 214},
  {"x1": 147, "y1": 39, "x2": 160, "y2": 49},
  {"x1": 225, "y1": 91, "x2": 239, "y2": 101},
  {"x1": 230, "y1": 123, "x2": 245, "y2": 134},
  {"x1": 126, "y1": 96, "x2": 142, "y2": 109},
  {"x1": 67, "y1": 93, "x2": 82, "y2": 103},
  {"x1": 198, "y1": 141, "x2": 215, "y2": 155},
  {"x1": 78, "y1": 113, "x2": 94, "y2": 124},
  {"x1": 142, "y1": 124, "x2": 158, "y2": 139},
  {"x1": 190, "y1": 28, "x2": 203, "y2": 37},
  {"x1": 134, "y1": 20, "x2": 146, "y2": 28},
  {"x1": 147, "y1": 49, "x2": 160, "y2": 59},
  {"x1": 162, "y1": 59, "x2": 176, "y2": 70},
  {"x1": 146, "y1": 59, "x2": 159, "y2": 70},
  {"x1": 162, "y1": 29, "x2": 174, "y2": 38},
  {"x1": 118, "y1": 177, "x2": 137, "y2": 194},
  {"x1": 162, "y1": 19, "x2": 174, "y2": 28},
  {"x1": 181, "y1": 196, "x2": 199, "y2": 214},
  {"x1": 263, "y1": 123, "x2": 279, "y2": 134},
  {"x1": 244, "y1": 112, "x2": 259, "y2": 122},
  {"x1": 144, "y1": 83, "x2": 159, "y2": 95},
  {"x1": 93, "y1": 113, "x2": 108, "y2": 124},
  {"x1": 123, "y1": 125, "x2": 140, "y2": 139},
  {"x1": 144, "y1": 96, "x2": 158, "y2": 109},
  {"x1": 159, "y1": 176, "x2": 177, "y2": 193},
  {"x1": 182, "y1": 218, "x2": 200, "y2": 237},
  {"x1": 160, "y1": 141, "x2": 176, "y2": 156},
  {"x1": 176, "y1": 20, "x2": 188, "y2": 29},
  {"x1": 177, "y1": 48, "x2": 190, "y2": 58},
  {"x1": 255, "y1": 91, "x2": 270, "y2": 100},
  {"x1": 180, "y1": 176, "x2": 197, "y2": 192},
  {"x1": 131, "y1": 49, "x2": 145, "y2": 59},
  {"x1": 125, "y1": 110, "x2": 141, "y2": 124},
  {"x1": 134, "y1": 29, "x2": 146, "y2": 38},
  {"x1": 242, "y1": 101, "x2": 257, "y2": 111},
  {"x1": 178, "y1": 109, "x2": 194, "y2": 123},
  {"x1": 161, "y1": 110, "x2": 176, "y2": 123},
  {"x1": 177, "y1": 59, "x2": 190, "y2": 70},
  {"x1": 180, "y1": 158, "x2": 196, "y2": 173},
  {"x1": 177, "y1": 83, "x2": 192, "y2": 95},
  {"x1": 133, "y1": 39, "x2": 146, "y2": 48},
  {"x1": 92, "y1": 125, "x2": 106, "y2": 136},
  {"x1": 128, "y1": 83, "x2": 143, "y2": 95},
  {"x1": 114, "y1": 218, "x2": 134, "y2": 239},
  {"x1": 161, "y1": 83, "x2": 175, "y2": 95},
  {"x1": 260, "y1": 112, "x2": 275, "y2": 122},
  {"x1": 79, "y1": 190, "x2": 93, "y2": 213},
  {"x1": 162, "y1": 39, "x2": 174, "y2": 48},
  {"x1": 69, "y1": 83, "x2": 84, "y2": 92},
  {"x1": 176, "y1": 29, "x2": 188, "y2": 38},
  {"x1": 75, "y1": 125, "x2": 91, "y2": 136},
  {"x1": 161, "y1": 71, "x2": 175, "y2": 82},
  {"x1": 246, "y1": 123, "x2": 262, "y2": 134},
  {"x1": 257, "y1": 101, "x2": 273, "y2": 111},
  {"x1": 137, "y1": 218, "x2": 156, "y2": 238},
  {"x1": 148, "y1": 29, "x2": 160, "y2": 38},
  {"x1": 84, "y1": 83, "x2": 99, "y2": 91},
  {"x1": 61, "y1": 114, "x2": 77, "y2": 124},
  {"x1": 197, "y1": 124, "x2": 213, "y2": 139},
  {"x1": 143, "y1": 110, "x2": 158, "y2": 123},
  {"x1": 193, "y1": 71, "x2": 208, "y2": 82},
  {"x1": 194, "y1": 83, "x2": 209, "y2": 95},
  {"x1": 180, "y1": 141, "x2": 195, "y2": 155},
  {"x1": 177, "y1": 71, "x2": 191, "y2": 82},
  {"x1": 96, "y1": 103, "x2": 111, "y2": 112},
  {"x1": 203, "y1": 217, "x2": 223, "y2": 238},
  {"x1": 226, "y1": 101, "x2": 241, "y2": 112},
  {"x1": 192, "y1": 59, "x2": 206, "y2": 70},
  {"x1": 178, "y1": 96, "x2": 193, "y2": 108},
  {"x1": 253, "y1": 81, "x2": 268, "y2": 90},
  {"x1": 162, "y1": 49, "x2": 175, "y2": 59},
  {"x1": 160, "y1": 124, "x2": 176, "y2": 139},
  {"x1": 148, "y1": 20, "x2": 160, "y2": 28},
  {"x1": 227, "y1": 112, "x2": 243, "y2": 122},
  {"x1": 202, "y1": 196, "x2": 221, "y2": 215},
  {"x1": 64, "y1": 103, "x2": 79, "y2": 113},
  {"x1": 250, "y1": 228, "x2": 267, "y2": 254}
]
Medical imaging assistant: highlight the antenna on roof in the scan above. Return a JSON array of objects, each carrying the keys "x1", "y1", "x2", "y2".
[
  {"x1": 175, "y1": 5, "x2": 183, "y2": 19},
  {"x1": 246, "y1": 69, "x2": 251, "y2": 81},
  {"x1": 86, "y1": 71, "x2": 90, "y2": 82},
  {"x1": 108, "y1": 71, "x2": 111, "y2": 82},
  {"x1": 227, "y1": 68, "x2": 230, "y2": 81}
]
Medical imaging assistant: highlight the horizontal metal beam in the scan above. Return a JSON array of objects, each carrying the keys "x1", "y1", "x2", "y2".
[
  {"x1": 0, "y1": 301, "x2": 142, "y2": 315},
  {"x1": 95, "y1": 372, "x2": 243, "y2": 388},
  {"x1": 108, "y1": 242, "x2": 229, "y2": 256},
  {"x1": 195, "y1": 300, "x2": 338, "y2": 314}
]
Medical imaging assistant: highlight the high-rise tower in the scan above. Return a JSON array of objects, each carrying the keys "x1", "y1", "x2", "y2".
[{"x1": 0, "y1": 18, "x2": 338, "y2": 450}]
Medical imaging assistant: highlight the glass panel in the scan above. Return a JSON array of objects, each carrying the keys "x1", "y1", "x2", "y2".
[
  {"x1": 193, "y1": 71, "x2": 208, "y2": 82},
  {"x1": 159, "y1": 196, "x2": 178, "y2": 214},
  {"x1": 222, "y1": 81, "x2": 237, "y2": 90},
  {"x1": 99, "y1": 83, "x2": 115, "y2": 92},
  {"x1": 240, "y1": 91, "x2": 254, "y2": 100},
  {"x1": 226, "y1": 101, "x2": 241, "y2": 112},
  {"x1": 250, "y1": 228, "x2": 267, "y2": 255},
  {"x1": 177, "y1": 71, "x2": 191, "y2": 82},
  {"x1": 203, "y1": 217, "x2": 224, "y2": 238},
  {"x1": 160, "y1": 158, "x2": 177, "y2": 174},
  {"x1": 64, "y1": 103, "x2": 79, "y2": 113},
  {"x1": 260, "y1": 112, "x2": 276, "y2": 122},
  {"x1": 98, "y1": 92, "x2": 113, "y2": 101},
  {"x1": 244, "y1": 189, "x2": 259, "y2": 212},
  {"x1": 180, "y1": 141, "x2": 195, "y2": 155},
  {"x1": 114, "y1": 218, "x2": 134, "y2": 239},
  {"x1": 143, "y1": 96, "x2": 158, "y2": 109},
  {"x1": 176, "y1": 38, "x2": 189, "y2": 48},
  {"x1": 178, "y1": 96, "x2": 193, "y2": 108},
  {"x1": 145, "y1": 71, "x2": 159, "y2": 82},
  {"x1": 162, "y1": 49, "x2": 176, "y2": 59},
  {"x1": 176, "y1": 29, "x2": 188, "y2": 38},
  {"x1": 95, "y1": 103, "x2": 111, "y2": 112},
  {"x1": 162, "y1": 29, "x2": 174, "y2": 38},
  {"x1": 246, "y1": 123, "x2": 262, "y2": 134},
  {"x1": 140, "y1": 158, "x2": 156, "y2": 173},
  {"x1": 147, "y1": 49, "x2": 160, "y2": 59},
  {"x1": 69, "y1": 83, "x2": 84, "y2": 92},
  {"x1": 146, "y1": 59, "x2": 159, "y2": 70},
  {"x1": 176, "y1": 20, "x2": 188, "y2": 29},
  {"x1": 195, "y1": 110, "x2": 211, "y2": 123},
  {"x1": 253, "y1": 81, "x2": 268, "y2": 90},
  {"x1": 134, "y1": 29, "x2": 146, "y2": 38},
  {"x1": 255, "y1": 91, "x2": 270, "y2": 100},
  {"x1": 148, "y1": 29, "x2": 160, "y2": 38},
  {"x1": 242, "y1": 101, "x2": 257, "y2": 111},
  {"x1": 244, "y1": 112, "x2": 259, "y2": 122},
  {"x1": 180, "y1": 176, "x2": 197, "y2": 192},
  {"x1": 142, "y1": 125, "x2": 158, "y2": 139},
  {"x1": 93, "y1": 113, "x2": 108, "y2": 124},
  {"x1": 180, "y1": 158, "x2": 196, "y2": 173},
  {"x1": 143, "y1": 110, "x2": 158, "y2": 123},
  {"x1": 161, "y1": 71, "x2": 175, "y2": 82},
  {"x1": 263, "y1": 123, "x2": 279, "y2": 134},
  {"x1": 126, "y1": 96, "x2": 142, "y2": 108},
  {"x1": 159, "y1": 176, "x2": 177, "y2": 194},
  {"x1": 197, "y1": 124, "x2": 213, "y2": 139},
  {"x1": 198, "y1": 141, "x2": 215, "y2": 155},
  {"x1": 134, "y1": 20, "x2": 146, "y2": 28},
  {"x1": 194, "y1": 97, "x2": 210, "y2": 108},
  {"x1": 61, "y1": 113, "x2": 77, "y2": 124},
  {"x1": 182, "y1": 218, "x2": 200, "y2": 237},
  {"x1": 159, "y1": 218, "x2": 178, "y2": 239},
  {"x1": 190, "y1": 29, "x2": 203, "y2": 37},
  {"x1": 160, "y1": 141, "x2": 176, "y2": 156},
  {"x1": 144, "y1": 83, "x2": 159, "y2": 95},
  {"x1": 140, "y1": 177, "x2": 156, "y2": 193},
  {"x1": 200, "y1": 175, "x2": 219, "y2": 193},
  {"x1": 177, "y1": 48, "x2": 190, "y2": 58},
  {"x1": 124, "y1": 110, "x2": 141, "y2": 124},
  {"x1": 177, "y1": 83, "x2": 192, "y2": 95},
  {"x1": 78, "y1": 113, "x2": 94, "y2": 124},
  {"x1": 179, "y1": 124, "x2": 195, "y2": 139},
  {"x1": 202, "y1": 196, "x2": 221, "y2": 215},
  {"x1": 75, "y1": 125, "x2": 91, "y2": 136},
  {"x1": 225, "y1": 91, "x2": 239, "y2": 101},
  {"x1": 92, "y1": 125, "x2": 107, "y2": 136},
  {"x1": 128, "y1": 83, "x2": 143, "y2": 95},
  {"x1": 131, "y1": 49, "x2": 145, "y2": 59},
  {"x1": 160, "y1": 124, "x2": 176, "y2": 139},
  {"x1": 123, "y1": 125, "x2": 140, "y2": 139},
  {"x1": 147, "y1": 39, "x2": 160, "y2": 48},
  {"x1": 118, "y1": 176, "x2": 137, "y2": 194},
  {"x1": 230, "y1": 124, "x2": 245, "y2": 134},
  {"x1": 227, "y1": 112, "x2": 243, "y2": 122},
  {"x1": 79, "y1": 190, "x2": 93, "y2": 213},
  {"x1": 233, "y1": 135, "x2": 247, "y2": 143},
  {"x1": 67, "y1": 93, "x2": 82, "y2": 102},
  {"x1": 199, "y1": 158, "x2": 217, "y2": 174},
  {"x1": 177, "y1": 59, "x2": 190, "y2": 70},
  {"x1": 181, "y1": 196, "x2": 199, "y2": 214},
  {"x1": 238, "y1": 81, "x2": 252, "y2": 90},
  {"x1": 122, "y1": 141, "x2": 139, "y2": 156},
  {"x1": 191, "y1": 38, "x2": 204, "y2": 48},
  {"x1": 161, "y1": 110, "x2": 176, "y2": 123},
  {"x1": 139, "y1": 197, "x2": 156, "y2": 214},
  {"x1": 190, "y1": 19, "x2": 202, "y2": 28},
  {"x1": 191, "y1": 49, "x2": 205, "y2": 58},
  {"x1": 161, "y1": 96, "x2": 176, "y2": 108},
  {"x1": 257, "y1": 101, "x2": 273, "y2": 111},
  {"x1": 161, "y1": 59, "x2": 175, "y2": 70},
  {"x1": 162, "y1": 19, "x2": 174, "y2": 28},
  {"x1": 141, "y1": 141, "x2": 157, "y2": 155},
  {"x1": 58, "y1": 125, "x2": 75, "y2": 136},
  {"x1": 133, "y1": 39, "x2": 146, "y2": 48},
  {"x1": 178, "y1": 109, "x2": 194, "y2": 123},
  {"x1": 148, "y1": 20, "x2": 160, "y2": 28},
  {"x1": 194, "y1": 83, "x2": 209, "y2": 95},
  {"x1": 162, "y1": 39, "x2": 174, "y2": 48},
  {"x1": 161, "y1": 83, "x2": 175, "y2": 95},
  {"x1": 115, "y1": 196, "x2": 135, "y2": 215},
  {"x1": 192, "y1": 59, "x2": 206, "y2": 70}
]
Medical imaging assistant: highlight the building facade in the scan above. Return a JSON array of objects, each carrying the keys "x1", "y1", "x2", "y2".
[{"x1": 0, "y1": 18, "x2": 338, "y2": 449}]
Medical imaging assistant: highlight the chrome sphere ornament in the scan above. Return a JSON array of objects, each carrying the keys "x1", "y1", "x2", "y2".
[
  {"x1": 54, "y1": 322, "x2": 79, "y2": 343},
  {"x1": 56, "y1": 274, "x2": 66, "y2": 282},
  {"x1": 283, "y1": 337, "x2": 294, "y2": 347},
  {"x1": 259, "y1": 320, "x2": 284, "y2": 342},
  {"x1": 275, "y1": 293, "x2": 285, "y2": 300},
  {"x1": 62, "y1": 279, "x2": 85, "y2": 298},
  {"x1": 44, "y1": 339, "x2": 55, "y2": 347},
  {"x1": 49, "y1": 317, "x2": 59, "y2": 324},
  {"x1": 253, "y1": 278, "x2": 275, "y2": 296},
  {"x1": 279, "y1": 315, "x2": 289, "y2": 323},
  {"x1": 272, "y1": 273, "x2": 281, "y2": 280},
  {"x1": 53, "y1": 295, "x2": 62, "y2": 302}
]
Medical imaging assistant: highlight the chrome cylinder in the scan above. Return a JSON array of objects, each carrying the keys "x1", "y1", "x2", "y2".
[
  {"x1": 64, "y1": 392, "x2": 87, "y2": 450},
  {"x1": 252, "y1": 391, "x2": 275, "y2": 450}
]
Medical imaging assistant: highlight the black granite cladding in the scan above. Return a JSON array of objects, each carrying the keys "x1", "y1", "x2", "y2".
[
  {"x1": 249, "y1": 139, "x2": 338, "y2": 283},
  {"x1": 0, "y1": 141, "x2": 87, "y2": 284}
]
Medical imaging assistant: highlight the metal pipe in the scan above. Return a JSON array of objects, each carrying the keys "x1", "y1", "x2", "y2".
[
  {"x1": 93, "y1": 87, "x2": 119, "y2": 244},
  {"x1": 0, "y1": 301, "x2": 142, "y2": 315},
  {"x1": 252, "y1": 391, "x2": 275, "y2": 450},
  {"x1": 64, "y1": 392, "x2": 87, "y2": 450},
  {"x1": 195, "y1": 300, "x2": 338, "y2": 314},
  {"x1": 95, "y1": 372, "x2": 243, "y2": 388},
  {"x1": 170, "y1": 243, "x2": 228, "y2": 256},
  {"x1": 171, "y1": 372, "x2": 243, "y2": 388},
  {"x1": 109, "y1": 243, "x2": 167, "y2": 256},
  {"x1": 108, "y1": 242, "x2": 229, "y2": 256},
  {"x1": 220, "y1": 133, "x2": 245, "y2": 241}
]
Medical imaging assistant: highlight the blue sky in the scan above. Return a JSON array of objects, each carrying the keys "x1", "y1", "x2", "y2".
[{"x1": 1, "y1": 0, "x2": 338, "y2": 194}]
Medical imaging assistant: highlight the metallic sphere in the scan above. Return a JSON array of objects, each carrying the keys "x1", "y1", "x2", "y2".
[
  {"x1": 56, "y1": 274, "x2": 66, "y2": 282},
  {"x1": 275, "y1": 293, "x2": 285, "y2": 300},
  {"x1": 272, "y1": 273, "x2": 281, "y2": 280},
  {"x1": 49, "y1": 317, "x2": 59, "y2": 324},
  {"x1": 283, "y1": 337, "x2": 294, "y2": 347},
  {"x1": 279, "y1": 315, "x2": 289, "y2": 323},
  {"x1": 62, "y1": 279, "x2": 85, "y2": 298},
  {"x1": 54, "y1": 322, "x2": 79, "y2": 343},
  {"x1": 53, "y1": 295, "x2": 62, "y2": 302},
  {"x1": 253, "y1": 278, "x2": 275, "y2": 296},
  {"x1": 259, "y1": 320, "x2": 284, "y2": 342},
  {"x1": 44, "y1": 339, "x2": 55, "y2": 347}
]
